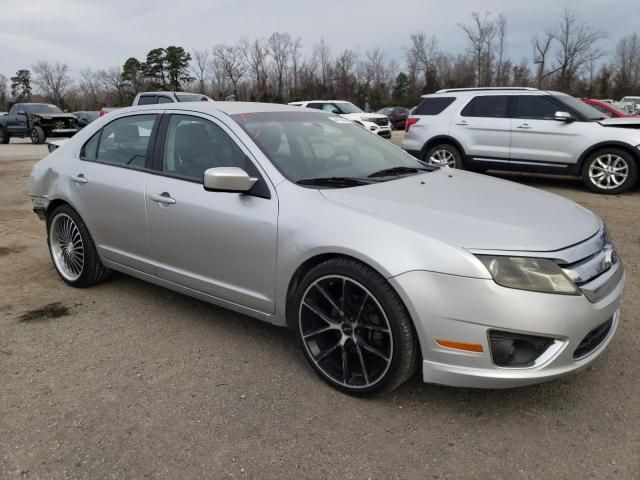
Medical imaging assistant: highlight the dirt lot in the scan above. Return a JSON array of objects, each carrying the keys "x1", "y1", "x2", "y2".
[{"x1": 1, "y1": 134, "x2": 639, "y2": 479}]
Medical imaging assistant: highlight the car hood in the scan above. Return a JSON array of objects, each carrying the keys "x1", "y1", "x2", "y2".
[
  {"x1": 598, "y1": 117, "x2": 640, "y2": 127},
  {"x1": 320, "y1": 169, "x2": 601, "y2": 252},
  {"x1": 33, "y1": 113, "x2": 77, "y2": 120},
  {"x1": 340, "y1": 113, "x2": 387, "y2": 122}
]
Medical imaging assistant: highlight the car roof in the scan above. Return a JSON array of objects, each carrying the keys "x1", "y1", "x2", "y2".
[
  {"x1": 421, "y1": 89, "x2": 563, "y2": 99},
  {"x1": 293, "y1": 100, "x2": 351, "y2": 104},
  {"x1": 119, "y1": 101, "x2": 316, "y2": 116}
]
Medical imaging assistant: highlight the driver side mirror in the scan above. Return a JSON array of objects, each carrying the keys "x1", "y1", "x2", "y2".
[
  {"x1": 203, "y1": 167, "x2": 257, "y2": 193},
  {"x1": 554, "y1": 111, "x2": 575, "y2": 122}
]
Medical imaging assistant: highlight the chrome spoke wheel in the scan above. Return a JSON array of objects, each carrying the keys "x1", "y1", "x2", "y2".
[
  {"x1": 589, "y1": 154, "x2": 629, "y2": 190},
  {"x1": 299, "y1": 275, "x2": 393, "y2": 389},
  {"x1": 49, "y1": 213, "x2": 85, "y2": 281},
  {"x1": 428, "y1": 149, "x2": 456, "y2": 167}
]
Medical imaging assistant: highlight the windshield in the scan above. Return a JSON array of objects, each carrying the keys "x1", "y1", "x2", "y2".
[
  {"x1": 555, "y1": 95, "x2": 606, "y2": 121},
  {"x1": 177, "y1": 94, "x2": 211, "y2": 102},
  {"x1": 27, "y1": 104, "x2": 63, "y2": 114},
  {"x1": 231, "y1": 111, "x2": 426, "y2": 185},
  {"x1": 336, "y1": 102, "x2": 363, "y2": 114},
  {"x1": 621, "y1": 97, "x2": 640, "y2": 105}
]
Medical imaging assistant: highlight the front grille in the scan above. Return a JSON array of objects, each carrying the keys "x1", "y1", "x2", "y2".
[
  {"x1": 372, "y1": 117, "x2": 389, "y2": 126},
  {"x1": 573, "y1": 317, "x2": 613, "y2": 359}
]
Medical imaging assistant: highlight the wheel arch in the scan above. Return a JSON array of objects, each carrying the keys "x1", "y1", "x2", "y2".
[
  {"x1": 577, "y1": 141, "x2": 640, "y2": 172},
  {"x1": 421, "y1": 135, "x2": 467, "y2": 165}
]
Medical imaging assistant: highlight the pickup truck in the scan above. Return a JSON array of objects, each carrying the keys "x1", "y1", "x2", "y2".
[{"x1": 0, "y1": 103, "x2": 78, "y2": 144}]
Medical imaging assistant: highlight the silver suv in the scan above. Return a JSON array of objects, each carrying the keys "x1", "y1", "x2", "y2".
[{"x1": 402, "y1": 87, "x2": 640, "y2": 194}]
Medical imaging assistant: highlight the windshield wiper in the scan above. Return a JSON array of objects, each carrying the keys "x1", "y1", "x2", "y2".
[
  {"x1": 296, "y1": 176, "x2": 376, "y2": 187},
  {"x1": 367, "y1": 165, "x2": 433, "y2": 178}
]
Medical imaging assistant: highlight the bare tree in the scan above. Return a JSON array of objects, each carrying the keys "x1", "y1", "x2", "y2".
[
  {"x1": 79, "y1": 69, "x2": 102, "y2": 108},
  {"x1": 459, "y1": 12, "x2": 496, "y2": 86},
  {"x1": 553, "y1": 8, "x2": 607, "y2": 91},
  {"x1": 334, "y1": 49, "x2": 358, "y2": 98},
  {"x1": 32, "y1": 61, "x2": 73, "y2": 107},
  {"x1": 290, "y1": 37, "x2": 303, "y2": 99},
  {"x1": 0, "y1": 74, "x2": 8, "y2": 109},
  {"x1": 213, "y1": 44, "x2": 246, "y2": 99},
  {"x1": 268, "y1": 32, "x2": 292, "y2": 100},
  {"x1": 532, "y1": 31, "x2": 554, "y2": 88},
  {"x1": 192, "y1": 49, "x2": 210, "y2": 94},
  {"x1": 406, "y1": 33, "x2": 439, "y2": 89},
  {"x1": 97, "y1": 67, "x2": 126, "y2": 106},
  {"x1": 614, "y1": 33, "x2": 640, "y2": 95},
  {"x1": 240, "y1": 37, "x2": 269, "y2": 99},
  {"x1": 495, "y1": 14, "x2": 507, "y2": 85},
  {"x1": 313, "y1": 38, "x2": 332, "y2": 88}
]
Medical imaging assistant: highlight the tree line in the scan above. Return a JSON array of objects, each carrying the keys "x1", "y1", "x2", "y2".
[{"x1": 2, "y1": 8, "x2": 639, "y2": 112}]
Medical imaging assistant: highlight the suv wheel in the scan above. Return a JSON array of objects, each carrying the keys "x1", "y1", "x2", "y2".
[
  {"x1": 293, "y1": 258, "x2": 418, "y2": 396},
  {"x1": 582, "y1": 148, "x2": 638, "y2": 194},
  {"x1": 424, "y1": 144, "x2": 463, "y2": 169}
]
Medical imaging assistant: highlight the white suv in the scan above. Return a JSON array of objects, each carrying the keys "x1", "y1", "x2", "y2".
[
  {"x1": 288, "y1": 100, "x2": 392, "y2": 138},
  {"x1": 132, "y1": 91, "x2": 213, "y2": 105},
  {"x1": 402, "y1": 87, "x2": 640, "y2": 194}
]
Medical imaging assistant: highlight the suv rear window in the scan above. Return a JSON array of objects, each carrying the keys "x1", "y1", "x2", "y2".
[
  {"x1": 413, "y1": 97, "x2": 455, "y2": 115},
  {"x1": 461, "y1": 95, "x2": 509, "y2": 117}
]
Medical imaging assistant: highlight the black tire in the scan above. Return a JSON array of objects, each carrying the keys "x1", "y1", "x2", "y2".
[
  {"x1": 292, "y1": 257, "x2": 418, "y2": 396},
  {"x1": 581, "y1": 148, "x2": 638, "y2": 194},
  {"x1": 31, "y1": 126, "x2": 46, "y2": 144},
  {"x1": 46, "y1": 204, "x2": 110, "y2": 287},
  {"x1": 0, "y1": 127, "x2": 9, "y2": 144},
  {"x1": 424, "y1": 143, "x2": 463, "y2": 169}
]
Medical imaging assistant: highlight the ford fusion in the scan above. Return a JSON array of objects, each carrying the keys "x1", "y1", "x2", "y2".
[{"x1": 29, "y1": 102, "x2": 625, "y2": 395}]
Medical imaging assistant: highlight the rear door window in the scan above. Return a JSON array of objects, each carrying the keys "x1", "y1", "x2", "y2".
[
  {"x1": 157, "y1": 96, "x2": 174, "y2": 104},
  {"x1": 137, "y1": 95, "x2": 157, "y2": 105},
  {"x1": 413, "y1": 97, "x2": 456, "y2": 115},
  {"x1": 461, "y1": 96, "x2": 509, "y2": 118}
]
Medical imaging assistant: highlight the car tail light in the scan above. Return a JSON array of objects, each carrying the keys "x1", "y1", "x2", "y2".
[{"x1": 405, "y1": 117, "x2": 419, "y2": 132}]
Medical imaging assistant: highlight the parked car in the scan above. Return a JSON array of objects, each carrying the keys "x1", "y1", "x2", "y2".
[
  {"x1": 132, "y1": 91, "x2": 213, "y2": 106},
  {"x1": 73, "y1": 111, "x2": 100, "y2": 129},
  {"x1": 29, "y1": 102, "x2": 624, "y2": 394},
  {"x1": 402, "y1": 87, "x2": 640, "y2": 194},
  {"x1": 0, "y1": 103, "x2": 78, "y2": 144},
  {"x1": 288, "y1": 100, "x2": 392, "y2": 138},
  {"x1": 377, "y1": 106, "x2": 410, "y2": 130},
  {"x1": 618, "y1": 96, "x2": 640, "y2": 114},
  {"x1": 582, "y1": 98, "x2": 634, "y2": 118},
  {"x1": 99, "y1": 107, "x2": 123, "y2": 118}
]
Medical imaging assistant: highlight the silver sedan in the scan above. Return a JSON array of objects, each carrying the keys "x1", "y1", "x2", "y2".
[{"x1": 29, "y1": 102, "x2": 625, "y2": 395}]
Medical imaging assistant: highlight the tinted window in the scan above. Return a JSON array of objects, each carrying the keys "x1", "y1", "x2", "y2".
[
  {"x1": 461, "y1": 96, "x2": 509, "y2": 117},
  {"x1": 8, "y1": 105, "x2": 18, "y2": 115},
  {"x1": 514, "y1": 96, "x2": 560, "y2": 120},
  {"x1": 138, "y1": 95, "x2": 157, "y2": 105},
  {"x1": 82, "y1": 115, "x2": 156, "y2": 167},
  {"x1": 162, "y1": 115, "x2": 248, "y2": 181},
  {"x1": 413, "y1": 97, "x2": 456, "y2": 115},
  {"x1": 157, "y1": 96, "x2": 174, "y2": 104},
  {"x1": 589, "y1": 103, "x2": 611, "y2": 116},
  {"x1": 306, "y1": 103, "x2": 323, "y2": 110}
]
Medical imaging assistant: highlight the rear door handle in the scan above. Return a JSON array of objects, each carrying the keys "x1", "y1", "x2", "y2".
[
  {"x1": 517, "y1": 123, "x2": 531, "y2": 129},
  {"x1": 71, "y1": 174, "x2": 88, "y2": 184},
  {"x1": 150, "y1": 192, "x2": 176, "y2": 205}
]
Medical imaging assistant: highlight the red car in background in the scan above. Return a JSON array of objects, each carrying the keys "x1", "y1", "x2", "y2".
[{"x1": 582, "y1": 98, "x2": 635, "y2": 118}]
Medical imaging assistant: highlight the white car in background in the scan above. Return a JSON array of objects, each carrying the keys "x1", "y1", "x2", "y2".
[{"x1": 289, "y1": 100, "x2": 392, "y2": 138}]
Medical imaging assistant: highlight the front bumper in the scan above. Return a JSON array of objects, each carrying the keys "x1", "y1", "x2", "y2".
[
  {"x1": 361, "y1": 120, "x2": 391, "y2": 138},
  {"x1": 389, "y1": 268, "x2": 624, "y2": 389}
]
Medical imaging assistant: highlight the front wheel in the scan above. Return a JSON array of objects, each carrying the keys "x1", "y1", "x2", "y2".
[
  {"x1": 424, "y1": 143, "x2": 463, "y2": 169},
  {"x1": 0, "y1": 127, "x2": 9, "y2": 144},
  {"x1": 47, "y1": 205, "x2": 110, "y2": 287},
  {"x1": 31, "y1": 126, "x2": 45, "y2": 144},
  {"x1": 293, "y1": 258, "x2": 418, "y2": 396},
  {"x1": 582, "y1": 149, "x2": 638, "y2": 194}
]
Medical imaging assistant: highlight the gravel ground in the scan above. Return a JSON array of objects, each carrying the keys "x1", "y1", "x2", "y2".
[{"x1": 1, "y1": 134, "x2": 639, "y2": 479}]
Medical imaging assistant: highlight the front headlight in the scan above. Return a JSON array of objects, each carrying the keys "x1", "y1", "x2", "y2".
[
  {"x1": 477, "y1": 256, "x2": 580, "y2": 295},
  {"x1": 363, "y1": 117, "x2": 378, "y2": 123}
]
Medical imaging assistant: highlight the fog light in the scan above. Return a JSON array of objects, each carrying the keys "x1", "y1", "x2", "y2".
[{"x1": 489, "y1": 331, "x2": 554, "y2": 367}]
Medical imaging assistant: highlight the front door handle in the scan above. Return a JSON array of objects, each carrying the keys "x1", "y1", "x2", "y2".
[
  {"x1": 456, "y1": 120, "x2": 468, "y2": 126},
  {"x1": 150, "y1": 192, "x2": 176, "y2": 205},
  {"x1": 71, "y1": 174, "x2": 88, "y2": 184},
  {"x1": 517, "y1": 123, "x2": 531, "y2": 129}
]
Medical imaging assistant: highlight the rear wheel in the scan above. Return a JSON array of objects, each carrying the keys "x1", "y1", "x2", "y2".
[
  {"x1": 293, "y1": 258, "x2": 418, "y2": 396},
  {"x1": 582, "y1": 148, "x2": 638, "y2": 194},
  {"x1": 424, "y1": 143, "x2": 463, "y2": 169},
  {"x1": 47, "y1": 205, "x2": 110, "y2": 287},
  {"x1": 31, "y1": 126, "x2": 45, "y2": 144},
  {"x1": 0, "y1": 127, "x2": 9, "y2": 144}
]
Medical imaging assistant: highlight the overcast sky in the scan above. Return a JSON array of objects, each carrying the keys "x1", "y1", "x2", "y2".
[{"x1": 0, "y1": 0, "x2": 636, "y2": 78}]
